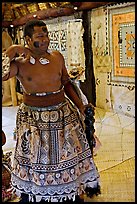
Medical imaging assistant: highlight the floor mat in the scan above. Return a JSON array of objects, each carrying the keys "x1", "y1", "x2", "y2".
[{"x1": 84, "y1": 157, "x2": 135, "y2": 202}]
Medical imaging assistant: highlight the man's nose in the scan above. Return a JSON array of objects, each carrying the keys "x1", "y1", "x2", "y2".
[{"x1": 42, "y1": 36, "x2": 49, "y2": 42}]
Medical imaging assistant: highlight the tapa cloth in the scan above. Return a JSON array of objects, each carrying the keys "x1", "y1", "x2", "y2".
[{"x1": 11, "y1": 98, "x2": 100, "y2": 202}]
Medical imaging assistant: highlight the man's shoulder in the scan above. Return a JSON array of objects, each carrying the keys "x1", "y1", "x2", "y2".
[
  {"x1": 50, "y1": 50, "x2": 63, "y2": 58},
  {"x1": 50, "y1": 50, "x2": 60, "y2": 54}
]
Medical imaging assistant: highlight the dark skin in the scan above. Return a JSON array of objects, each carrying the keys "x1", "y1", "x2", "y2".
[
  {"x1": 2, "y1": 130, "x2": 6, "y2": 146},
  {"x1": 2, "y1": 25, "x2": 90, "y2": 115}
]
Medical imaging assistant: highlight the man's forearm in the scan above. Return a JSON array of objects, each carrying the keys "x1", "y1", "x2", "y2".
[
  {"x1": 4, "y1": 45, "x2": 19, "y2": 61},
  {"x1": 64, "y1": 81, "x2": 84, "y2": 110},
  {"x1": 2, "y1": 45, "x2": 23, "y2": 79},
  {"x1": 2, "y1": 45, "x2": 18, "y2": 78}
]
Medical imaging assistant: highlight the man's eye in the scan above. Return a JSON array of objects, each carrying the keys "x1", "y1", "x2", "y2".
[
  {"x1": 37, "y1": 34, "x2": 48, "y2": 38},
  {"x1": 42, "y1": 27, "x2": 47, "y2": 32}
]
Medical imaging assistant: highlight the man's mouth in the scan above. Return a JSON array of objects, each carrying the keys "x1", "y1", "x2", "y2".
[
  {"x1": 33, "y1": 41, "x2": 48, "y2": 48},
  {"x1": 40, "y1": 42, "x2": 47, "y2": 47}
]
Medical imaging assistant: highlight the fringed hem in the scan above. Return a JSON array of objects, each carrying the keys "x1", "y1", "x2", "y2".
[
  {"x1": 12, "y1": 170, "x2": 101, "y2": 202},
  {"x1": 14, "y1": 189, "x2": 83, "y2": 202},
  {"x1": 13, "y1": 183, "x2": 101, "y2": 202}
]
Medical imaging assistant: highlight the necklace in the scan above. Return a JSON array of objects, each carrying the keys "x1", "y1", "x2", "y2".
[
  {"x1": 30, "y1": 56, "x2": 50, "y2": 65},
  {"x1": 29, "y1": 49, "x2": 51, "y2": 65}
]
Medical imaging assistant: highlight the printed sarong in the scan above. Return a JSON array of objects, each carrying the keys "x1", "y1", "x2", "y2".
[{"x1": 11, "y1": 98, "x2": 100, "y2": 202}]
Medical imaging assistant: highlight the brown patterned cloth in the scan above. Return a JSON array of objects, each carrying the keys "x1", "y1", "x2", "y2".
[
  {"x1": 2, "y1": 151, "x2": 14, "y2": 202},
  {"x1": 11, "y1": 98, "x2": 100, "y2": 202},
  {"x1": 2, "y1": 52, "x2": 10, "y2": 78}
]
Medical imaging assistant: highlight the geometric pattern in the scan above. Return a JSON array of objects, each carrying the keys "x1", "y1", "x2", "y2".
[
  {"x1": 107, "y1": 2, "x2": 135, "y2": 84},
  {"x1": 112, "y1": 12, "x2": 135, "y2": 77},
  {"x1": 119, "y1": 23, "x2": 135, "y2": 67},
  {"x1": 48, "y1": 29, "x2": 67, "y2": 52},
  {"x1": 45, "y1": 14, "x2": 85, "y2": 82},
  {"x1": 11, "y1": 100, "x2": 100, "y2": 201},
  {"x1": 44, "y1": 14, "x2": 83, "y2": 69}
]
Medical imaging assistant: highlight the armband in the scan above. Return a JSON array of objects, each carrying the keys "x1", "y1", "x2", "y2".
[{"x1": 2, "y1": 53, "x2": 10, "y2": 78}]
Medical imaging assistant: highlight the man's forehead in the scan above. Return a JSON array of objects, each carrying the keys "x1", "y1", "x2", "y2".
[{"x1": 33, "y1": 26, "x2": 48, "y2": 32}]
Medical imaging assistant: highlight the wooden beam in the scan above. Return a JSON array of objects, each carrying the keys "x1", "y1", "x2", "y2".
[
  {"x1": 2, "y1": 21, "x2": 11, "y2": 27},
  {"x1": 76, "y1": 2, "x2": 111, "y2": 11},
  {"x1": 2, "y1": 7, "x2": 75, "y2": 27},
  {"x1": 2, "y1": 2, "x2": 113, "y2": 27}
]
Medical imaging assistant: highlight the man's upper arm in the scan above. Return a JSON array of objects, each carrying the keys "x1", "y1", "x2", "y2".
[
  {"x1": 2, "y1": 61, "x2": 18, "y2": 81},
  {"x1": 58, "y1": 52, "x2": 70, "y2": 86}
]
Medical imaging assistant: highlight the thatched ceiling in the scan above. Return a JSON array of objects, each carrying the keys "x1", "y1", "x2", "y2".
[
  {"x1": 2, "y1": 2, "x2": 73, "y2": 21},
  {"x1": 2, "y1": 2, "x2": 112, "y2": 27}
]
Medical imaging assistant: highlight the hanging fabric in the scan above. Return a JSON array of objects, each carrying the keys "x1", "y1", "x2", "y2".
[{"x1": 67, "y1": 19, "x2": 85, "y2": 82}]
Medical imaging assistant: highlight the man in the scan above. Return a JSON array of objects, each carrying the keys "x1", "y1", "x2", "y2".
[{"x1": 2, "y1": 19, "x2": 100, "y2": 202}]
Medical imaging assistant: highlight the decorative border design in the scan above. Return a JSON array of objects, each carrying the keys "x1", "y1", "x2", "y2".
[
  {"x1": 112, "y1": 13, "x2": 135, "y2": 77},
  {"x1": 106, "y1": 2, "x2": 135, "y2": 88}
]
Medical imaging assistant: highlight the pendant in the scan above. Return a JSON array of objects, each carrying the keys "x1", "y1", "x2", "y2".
[
  {"x1": 30, "y1": 56, "x2": 36, "y2": 64},
  {"x1": 39, "y1": 58, "x2": 50, "y2": 65},
  {"x1": 29, "y1": 56, "x2": 50, "y2": 65}
]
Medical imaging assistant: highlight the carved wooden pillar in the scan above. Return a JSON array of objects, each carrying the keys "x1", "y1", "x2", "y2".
[{"x1": 84, "y1": 105, "x2": 96, "y2": 156}]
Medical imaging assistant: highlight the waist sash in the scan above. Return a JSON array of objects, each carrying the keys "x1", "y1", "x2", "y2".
[{"x1": 23, "y1": 88, "x2": 65, "y2": 107}]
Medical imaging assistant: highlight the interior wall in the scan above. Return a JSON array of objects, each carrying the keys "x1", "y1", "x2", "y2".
[
  {"x1": 2, "y1": 2, "x2": 135, "y2": 117},
  {"x1": 90, "y1": 2, "x2": 135, "y2": 117}
]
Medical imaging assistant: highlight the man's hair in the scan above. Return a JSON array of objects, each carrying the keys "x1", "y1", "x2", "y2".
[{"x1": 23, "y1": 19, "x2": 46, "y2": 38}]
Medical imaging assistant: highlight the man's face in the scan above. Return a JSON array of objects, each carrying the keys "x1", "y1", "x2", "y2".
[{"x1": 28, "y1": 26, "x2": 50, "y2": 51}]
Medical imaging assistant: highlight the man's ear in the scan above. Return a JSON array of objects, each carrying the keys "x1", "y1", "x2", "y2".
[{"x1": 25, "y1": 36, "x2": 31, "y2": 45}]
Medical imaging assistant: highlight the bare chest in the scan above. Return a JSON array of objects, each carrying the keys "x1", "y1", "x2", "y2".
[{"x1": 17, "y1": 60, "x2": 62, "y2": 82}]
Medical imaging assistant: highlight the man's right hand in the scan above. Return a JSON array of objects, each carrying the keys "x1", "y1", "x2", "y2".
[{"x1": 4, "y1": 44, "x2": 30, "y2": 62}]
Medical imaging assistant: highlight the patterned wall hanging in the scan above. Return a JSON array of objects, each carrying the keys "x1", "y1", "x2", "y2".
[
  {"x1": 67, "y1": 19, "x2": 85, "y2": 81},
  {"x1": 107, "y1": 2, "x2": 135, "y2": 85},
  {"x1": 44, "y1": 16, "x2": 69, "y2": 68},
  {"x1": 44, "y1": 13, "x2": 85, "y2": 81}
]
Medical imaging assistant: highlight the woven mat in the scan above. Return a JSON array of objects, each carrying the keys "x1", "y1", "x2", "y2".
[
  {"x1": 93, "y1": 130, "x2": 135, "y2": 172},
  {"x1": 93, "y1": 108, "x2": 135, "y2": 172},
  {"x1": 84, "y1": 157, "x2": 135, "y2": 202}
]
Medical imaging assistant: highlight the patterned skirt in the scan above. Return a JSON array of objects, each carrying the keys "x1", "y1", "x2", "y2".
[{"x1": 11, "y1": 98, "x2": 100, "y2": 202}]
